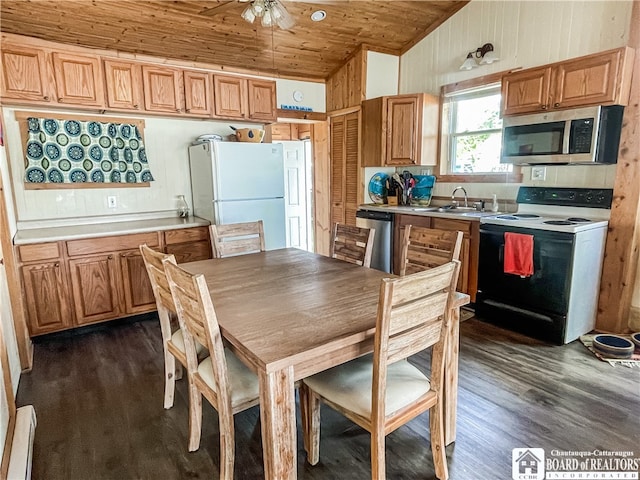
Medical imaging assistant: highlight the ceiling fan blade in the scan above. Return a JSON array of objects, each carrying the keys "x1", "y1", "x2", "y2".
[{"x1": 200, "y1": 1, "x2": 243, "y2": 16}]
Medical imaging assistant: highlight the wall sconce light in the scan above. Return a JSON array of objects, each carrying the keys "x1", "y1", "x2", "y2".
[{"x1": 459, "y1": 43, "x2": 499, "y2": 70}]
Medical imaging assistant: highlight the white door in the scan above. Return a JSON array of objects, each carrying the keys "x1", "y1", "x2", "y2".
[{"x1": 280, "y1": 141, "x2": 308, "y2": 250}]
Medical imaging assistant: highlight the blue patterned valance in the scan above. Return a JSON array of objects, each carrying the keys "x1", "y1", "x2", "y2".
[{"x1": 24, "y1": 117, "x2": 154, "y2": 184}]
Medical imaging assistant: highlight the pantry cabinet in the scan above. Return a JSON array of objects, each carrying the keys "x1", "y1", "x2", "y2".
[
  {"x1": 330, "y1": 111, "x2": 360, "y2": 227},
  {"x1": 103, "y1": 59, "x2": 143, "y2": 111},
  {"x1": 52, "y1": 52, "x2": 105, "y2": 107},
  {"x1": 502, "y1": 47, "x2": 635, "y2": 116},
  {"x1": 361, "y1": 93, "x2": 439, "y2": 167},
  {"x1": 393, "y1": 214, "x2": 479, "y2": 301},
  {"x1": 0, "y1": 44, "x2": 54, "y2": 103}
]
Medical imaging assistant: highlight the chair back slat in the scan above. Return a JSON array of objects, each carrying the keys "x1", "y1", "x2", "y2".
[
  {"x1": 374, "y1": 260, "x2": 459, "y2": 371},
  {"x1": 164, "y1": 261, "x2": 230, "y2": 398},
  {"x1": 399, "y1": 226, "x2": 463, "y2": 276},
  {"x1": 330, "y1": 223, "x2": 375, "y2": 267},
  {"x1": 140, "y1": 244, "x2": 177, "y2": 313},
  {"x1": 210, "y1": 220, "x2": 265, "y2": 258}
]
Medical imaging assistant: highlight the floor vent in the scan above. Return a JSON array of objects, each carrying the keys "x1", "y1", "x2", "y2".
[{"x1": 7, "y1": 406, "x2": 36, "y2": 480}]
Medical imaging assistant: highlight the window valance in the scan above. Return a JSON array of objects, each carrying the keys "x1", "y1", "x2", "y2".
[{"x1": 19, "y1": 113, "x2": 154, "y2": 187}]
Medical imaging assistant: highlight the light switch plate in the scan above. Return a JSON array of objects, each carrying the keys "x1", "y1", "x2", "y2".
[
  {"x1": 531, "y1": 166, "x2": 546, "y2": 181},
  {"x1": 107, "y1": 195, "x2": 117, "y2": 208}
]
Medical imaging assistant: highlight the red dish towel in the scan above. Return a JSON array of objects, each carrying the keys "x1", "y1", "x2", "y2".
[{"x1": 504, "y1": 232, "x2": 534, "y2": 277}]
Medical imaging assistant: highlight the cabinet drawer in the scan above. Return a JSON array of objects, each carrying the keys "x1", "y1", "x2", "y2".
[
  {"x1": 17, "y1": 242, "x2": 60, "y2": 263},
  {"x1": 66, "y1": 232, "x2": 160, "y2": 256},
  {"x1": 431, "y1": 217, "x2": 472, "y2": 236},
  {"x1": 164, "y1": 226, "x2": 209, "y2": 245},
  {"x1": 166, "y1": 240, "x2": 211, "y2": 263}
]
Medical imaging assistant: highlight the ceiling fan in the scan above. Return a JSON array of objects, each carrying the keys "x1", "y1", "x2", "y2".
[{"x1": 200, "y1": 0, "x2": 295, "y2": 30}]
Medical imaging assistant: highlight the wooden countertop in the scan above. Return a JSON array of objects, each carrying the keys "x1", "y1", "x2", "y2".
[{"x1": 13, "y1": 213, "x2": 210, "y2": 245}]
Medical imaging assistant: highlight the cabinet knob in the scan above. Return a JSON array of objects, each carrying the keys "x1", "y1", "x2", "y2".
[
  {"x1": 43, "y1": 96, "x2": 50, "y2": 101},
  {"x1": 176, "y1": 108, "x2": 182, "y2": 113},
  {"x1": 554, "y1": 103, "x2": 560, "y2": 107},
  {"x1": 134, "y1": 104, "x2": 139, "y2": 109},
  {"x1": 108, "y1": 255, "x2": 113, "y2": 260},
  {"x1": 186, "y1": 108, "x2": 191, "y2": 113},
  {"x1": 54, "y1": 262, "x2": 59, "y2": 267},
  {"x1": 541, "y1": 105, "x2": 547, "y2": 110}
]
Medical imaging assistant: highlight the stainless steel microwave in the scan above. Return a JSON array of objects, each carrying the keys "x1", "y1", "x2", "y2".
[{"x1": 501, "y1": 105, "x2": 624, "y2": 165}]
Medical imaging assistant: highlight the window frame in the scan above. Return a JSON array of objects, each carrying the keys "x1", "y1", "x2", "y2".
[{"x1": 437, "y1": 71, "x2": 522, "y2": 183}]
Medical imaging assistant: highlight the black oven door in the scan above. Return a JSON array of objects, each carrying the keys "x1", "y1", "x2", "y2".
[{"x1": 476, "y1": 224, "x2": 575, "y2": 343}]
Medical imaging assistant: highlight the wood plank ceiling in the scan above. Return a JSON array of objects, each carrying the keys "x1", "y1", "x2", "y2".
[{"x1": 0, "y1": 0, "x2": 468, "y2": 81}]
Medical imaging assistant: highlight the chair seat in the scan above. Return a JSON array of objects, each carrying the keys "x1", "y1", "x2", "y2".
[
  {"x1": 197, "y1": 350, "x2": 259, "y2": 407},
  {"x1": 303, "y1": 354, "x2": 433, "y2": 419},
  {"x1": 171, "y1": 329, "x2": 206, "y2": 356}
]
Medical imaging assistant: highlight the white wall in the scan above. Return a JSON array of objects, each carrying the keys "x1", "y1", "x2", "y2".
[
  {"x1": 400, "y1": 1, "x2": 632, "y2": 95},
  {"x1": 2, "y1": 108, "x2": 265, "y2": 225},
  {"x1": 366, "y1": 52, "x2": 399, "y2": 99},
  {"x1": 276, "y1": 79, "x2": 325, "y2": 113}
]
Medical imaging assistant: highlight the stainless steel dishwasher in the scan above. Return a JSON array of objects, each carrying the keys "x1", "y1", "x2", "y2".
[{"x1": 355, "y1": 209, "x2": 393, "y2": 273}]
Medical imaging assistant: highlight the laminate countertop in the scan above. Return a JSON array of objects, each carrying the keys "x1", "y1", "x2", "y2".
[
  {"x1": 13, "y1": 214, "x2": 210, "y2": 245},
  {"x1": 358, "y1": 204, "x2": 499, "y2": 221}
]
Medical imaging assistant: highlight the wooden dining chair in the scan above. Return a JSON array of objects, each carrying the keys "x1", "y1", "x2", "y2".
[
  {"x1": 140, "y1": 244, "x2": 193, "y2": 409},
  {"x1": 300, "y1": 260, "x2": 460, "y2": 480},
  {"x1": 163, "y1": 260, "x2": 260, "y2": 478},
  {"x1": 399, "y1": 225, "x2": 463, "y2": 276},
  {"x1": 330, "y1": 222, "x2": 376, "y2": 267},
  {"x1": 209, "y1": 220, "x2": 266, "y2": 258}
]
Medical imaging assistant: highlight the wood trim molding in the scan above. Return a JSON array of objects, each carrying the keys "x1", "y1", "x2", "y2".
[
  {"x1": 327, "y1": 106, "x2": 361, "y2": 118},
  {"x1": 596, "y1": 2, "x2": 640, "y2": 333},
  {"x1": 0, "y1": 112, "x2": 33, "y2": 370},
  {"x1": 276, "y1": 109, "x2": 326, "y2": 121},
  {"x1": 24, "y1": 182, "x2": 150, "y2": 190},
  {"x1": 311, "y1": 122, "x2": 330, "y2": 256}
]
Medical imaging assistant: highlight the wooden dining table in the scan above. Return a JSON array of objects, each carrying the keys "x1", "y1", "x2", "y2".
[{"x1": 181, "y1": 248, "x2": 469, "y2": 480}]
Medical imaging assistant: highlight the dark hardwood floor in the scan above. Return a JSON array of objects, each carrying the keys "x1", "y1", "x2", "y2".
[{"x1": 17, "y1": 313, "x2": 640, "y2": 479}]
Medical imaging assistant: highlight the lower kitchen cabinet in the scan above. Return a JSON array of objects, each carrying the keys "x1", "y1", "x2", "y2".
[
  {"x1": 17, "y1": 225, "x2": 211, "y2": 336},
  {"x1": 69, "y1": 254, "x2": 122, "y2": 325},
  {"x1": 393, "y1": 214, "x2": 479, "y2": 301}
]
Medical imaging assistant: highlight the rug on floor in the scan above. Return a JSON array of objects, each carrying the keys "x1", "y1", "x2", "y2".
[{"x1": 579, "y1": 334, "x2": 640, "y2": 368}]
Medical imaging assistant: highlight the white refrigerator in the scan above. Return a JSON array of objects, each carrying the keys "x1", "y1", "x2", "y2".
[{"x1": 188, "y1": 141, "x2": 286, "y2": 250}]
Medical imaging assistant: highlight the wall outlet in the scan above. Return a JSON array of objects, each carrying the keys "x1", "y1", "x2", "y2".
[
  {"x1": 107, "y1": 196, "x2": 117, "y2": 208},
  {"x1": 531, "y1": 166, "x2": 546, "y2": 181}
]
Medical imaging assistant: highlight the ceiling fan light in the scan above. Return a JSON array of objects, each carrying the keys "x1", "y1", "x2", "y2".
[
  {"x1": 252, "y1": 0, "x2": 265, "y2": 16},
  {"x1": 275, "y1": 5, "x2": 295, "y2": 29},
  {"x1": 460, "y1": 53, "x2": 477, "y2": 70},
  {"x1": 241, "y1": 5, "x2": 256, "y2": 23},
  {"x1": 261, "y1": 9, "x2": 273, "y2": 27}
]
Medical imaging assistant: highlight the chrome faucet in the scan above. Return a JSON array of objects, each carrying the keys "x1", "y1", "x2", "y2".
[{"x1": 451, "y1": 186, "x2": 469, "y2": 208}]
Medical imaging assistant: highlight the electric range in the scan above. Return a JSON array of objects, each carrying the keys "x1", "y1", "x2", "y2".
[{"x1": 475, "y1": 186, "x2": 612, "y2": 344}]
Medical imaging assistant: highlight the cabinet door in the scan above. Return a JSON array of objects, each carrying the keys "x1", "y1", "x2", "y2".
[
  {"x1": 247, "y1": 79, "x2": 276, "y2": 121},
  {"x1": 431, "y1": 217, "x2": 475, "y2": 298},
  {"x1": 21, "y1": 262, "x2": 71, "y2": 335},
  {"x1": 329, "y1": 115, "x2": 346, "y2": 225},
  {"x1": 502, "y1": 66, "x2": 552, "y2": 115},
  {"x1": 69, "y1": 254, "x2": 121, "y2": 325},
  {"x1": 166, "y1": 241, "x2": 212, "y2": 264},
  {"x1": 142, "y1": 65, "x2": 183, "y2": 113},
  {"x1": 52, "y1": 52, "x2": 105, "y2": 107},
  {"x1": 393, "y1": 214, "x2": 432, "y2": 275},
  {"x1": 360, "y1": 97, "x2": 385, "y2": 167},
  {"x1": 184, "y1": 70, "x2": 212, "y2": 116},
  {"x1": 103, "y1": 59, "x2": 143, "y2": 111},
  {"x1": 552, "y1": 50, "x2": 621, "y2": 109},
  {"x1": 343, "y1": 111, "x2": 360, "y2": 226},
  {"x1": 385, "y1": 95, "x2": 420, "y2": 165},
  {"x1": 0, "y1": 45, "x2": 53, "y2": 102},
  {"x1": 213, "y1": 75, "x2": 247, "y2": 118},
  {"x1": 119, "y1": 250, "x2": 156, "y2": 314}
]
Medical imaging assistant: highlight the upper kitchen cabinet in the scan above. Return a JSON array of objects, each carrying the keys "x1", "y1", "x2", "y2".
[
  {"x1": 213, "y1": 74, "x2": 277, "y2": 121},
  {"x1": 247, "y1": 79, "x2": 277, "y2": 121},
  {"x1": 502, "y1": 47, "x2": 635, "y2": 116},
  {"x1": 142, "y1": 65, "x2": 183, "y2": 114},
  {"x1": 361, "y1": 93, "x2": 439, "y2": 167},
  {"x1": 183, "y1": 70, "x2": 212, "y2": 116},
  {"x1": 52, "y1": 52, "x2": 105, "y2": 107},
  {"x1": 103, "y1": 59, "x2": 143, "y2": 111},
  {"x1": 0, "y1": 44, "x2": 55, "y2": 103},
  {"x1": 213, "y1": 74, "x2": 247, "y2": 119}
]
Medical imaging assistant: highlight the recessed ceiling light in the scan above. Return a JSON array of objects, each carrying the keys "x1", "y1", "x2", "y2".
[{"x1": 310, "y1": 10, "x2": 327, "y2": 22}]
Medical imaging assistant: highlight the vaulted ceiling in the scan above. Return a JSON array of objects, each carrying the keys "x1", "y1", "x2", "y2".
[{"x1": 0, "y1": 0, "x2": 469, "y2": 81}]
